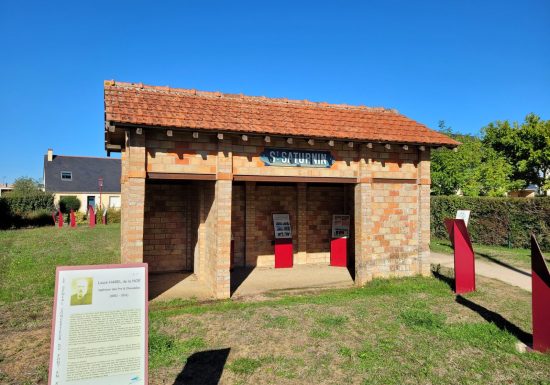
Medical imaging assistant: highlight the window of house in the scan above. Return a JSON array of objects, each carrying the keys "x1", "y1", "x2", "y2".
[
  {"x1": 61, "y1": 171, "x2": 72, "y2": 181},
  {"x1": 109, "y1": 196, "x2": 121, "y2": 208}
]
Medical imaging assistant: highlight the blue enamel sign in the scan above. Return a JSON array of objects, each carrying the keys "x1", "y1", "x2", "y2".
[{"x1": 260, "y1": 148, "x2": 334, "y2": 168}]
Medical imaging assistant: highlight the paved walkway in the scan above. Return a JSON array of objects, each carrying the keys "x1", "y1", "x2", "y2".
[
  {"x1": 430, "y1": 252, "x2": 531, "y2": 292},
  {"x1": 149, "y1": 264, "x2": 355, "y2": 301}
]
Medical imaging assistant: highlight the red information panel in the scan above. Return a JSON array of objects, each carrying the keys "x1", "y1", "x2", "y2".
[
  {"x1": 531, "y1": 234, "x2": 550, "y2": 353},
  {"x1": 330, "y1": 215, "x2": 350, "y2": 267},
  {"x1": 444, "y1": 219, "x2": 475, "y2": 294},
  {"x1": 273, "y1": 214, "x2": 293, "y2": 268},
  {"x1": 274, "y1": 238, "x2": 293, "y2": 268},
  {"x1": 330, "y1": 238, "x2": 347, "y2": 267}
]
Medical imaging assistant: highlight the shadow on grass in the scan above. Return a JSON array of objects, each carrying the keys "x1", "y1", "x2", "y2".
[
  {"x1": 476, "y1": 252, "x2": 531, "y2": 278},
  {"x1": 455, "y1": 295, "x2": 532, "y2": 346},
  {"x1": 173, "y1": 348, "x2": 230, "y2": 385},
  {"x1": 431, "y1": 264, "x2": 455, "y2": 291}
]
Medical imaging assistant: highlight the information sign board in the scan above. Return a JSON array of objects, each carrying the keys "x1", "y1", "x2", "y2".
[
  {"x1": 273, "y1": 213, "x2": 292, "y2": 239},
  {"x1": 456, "y1": 210, "x2": 471, "y2": 227},
  {"x1": 332, "y1": 215, "x2": 350, "y2": 238},
  {"x1": 48, "y1": 263, "x2": 148, "y2": 385}
]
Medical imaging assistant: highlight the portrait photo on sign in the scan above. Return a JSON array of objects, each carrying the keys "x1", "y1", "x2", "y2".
[{"x1": 70, "y1": 277, "x2": 93, "y2": 306}]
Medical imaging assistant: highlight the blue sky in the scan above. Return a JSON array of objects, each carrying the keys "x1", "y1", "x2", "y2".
[{"x1": 0, "y1": 0, "x2": 548, "y2": 183}]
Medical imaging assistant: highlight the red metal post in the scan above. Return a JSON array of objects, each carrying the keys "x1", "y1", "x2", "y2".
[
  {"x1": 89, "y1": 205, "x2": 95, "y2": 228},
  {"x1": 70, "y1": 209, "x2": 76, "y2": 228},
  {"x1": 98, "y1": 177, "x2": 103, "y2": 213},
  {"x1": 58, "y1": 211, "x2": 63, "y2": 228},
  {"x1": 444, "y1": 218, "x2": 475, "y2": 294},
  {"x1": 531, "y1": 234, "x2": 550, "y2": 353}
]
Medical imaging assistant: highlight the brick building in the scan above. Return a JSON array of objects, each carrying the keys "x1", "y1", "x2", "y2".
[{"x1": 104, "y1": 81, "x2": 458, "y2": 299}]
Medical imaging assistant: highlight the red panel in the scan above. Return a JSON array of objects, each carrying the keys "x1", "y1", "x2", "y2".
[
  {"x1": 89, "y1": 206, "x2": 96, "y2": 228},
  {"x1": 70, "y1": 209, "x2": 76, "y2": 228},
  {"x1": 445, "y1": 218, "x2": 475, "y2": 294},
  {"x1": 531, "y1": 235, "x2": 550, "y2": 353},
  {"x1": 58, "y1": 211, "x2": 63, "y2": 228},
  {"x1": 274, "y1": 238, "x2": 293, "y2": 268},
  {"x1": 330, "y1": 237, "x2": 347, "y2": 267}
]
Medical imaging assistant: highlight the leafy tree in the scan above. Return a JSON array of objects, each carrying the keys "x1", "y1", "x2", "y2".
[
  {"x1": 10, "y1": 177, "x2": 41, "y2": 195},
  {"x1": 482, "y1": 113, "x2": 550, "y2": 193},
  {"x1": 431, "y1": 122, "x2": 515, "y2": 196},
  {"x1": 58, "y1": 196, "x2": 81, "y2": 213}
]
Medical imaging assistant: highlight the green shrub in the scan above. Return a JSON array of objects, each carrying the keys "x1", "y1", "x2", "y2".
[
  {"x1": 58, "y1": 196, "x2": 81, "y2": 213},
  {"x1": 74, "y1": 211, "x2": 87, "y2": 224},
  {"x1": 94, "y1": 207, "x2": 121, "y2": 224},
  {"x1": 1, "y1": 192, "x2": 54, "y2": 214},
  {"x1": 23, "y1": 209, "x2": 55, "y2": 227},
  {"x1": 431, "y1": 196, "x2": 550, "y2": 250},
  {"x1": 0, "y1": 193, "x2": 55, "y2": 229}
]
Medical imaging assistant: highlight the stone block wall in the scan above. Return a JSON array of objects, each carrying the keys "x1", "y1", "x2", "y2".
[
  {"x1": 120, "y1": 129, "x2": 433, "y2": 298},
  {"x1": 143, "y1": 182, "x2": 195, "y2": 272}
]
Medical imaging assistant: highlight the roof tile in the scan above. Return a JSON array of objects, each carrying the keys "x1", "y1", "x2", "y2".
[{"x1": 104, "y1": 81, "x2": 459, "y2": 147}]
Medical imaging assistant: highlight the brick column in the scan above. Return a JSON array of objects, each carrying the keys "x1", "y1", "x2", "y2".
[
  {"x1": 417, "y1": 148, "x2": 431, "y2": 276},
  {"x1": 211, "y1": 143, "x2": 233, "y2": 299},
  {"x1": 354, "y1": 145, "x2": 373, "y2": 285},
  {"x1": 214, "y1": 179, "x2": 232, "y2": 298},
  {"x1": 245, "y1": 182, "x2": 256, "y2": 266},
  {"x1": 296, "y1": 183, "x2": 307, "y2": 265},
  {"x1": 121, "y1": 129, "x2": 146, "y2": 264}
]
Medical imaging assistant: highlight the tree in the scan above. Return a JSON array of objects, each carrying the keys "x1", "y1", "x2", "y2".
[
  {"x1": 431, "y1": 122, "x2": 516, "y2": 196},
  {"x1": 10, "y1": 177, "x2": 42, "y2": 195},
  {"x1": 58, "y1": 196, "x2": 81, "y2": 213},
  {"x1": 482, "y1": 114, "x2": 550, "y2": 193}
]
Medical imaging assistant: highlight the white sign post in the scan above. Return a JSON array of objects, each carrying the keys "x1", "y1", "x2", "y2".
[
  {"x1": 456, "y1": 210, "x2": 471, "y2": 227},
  {"x1": 48, "y1": 263, "x2": 148, "y2": 385}
]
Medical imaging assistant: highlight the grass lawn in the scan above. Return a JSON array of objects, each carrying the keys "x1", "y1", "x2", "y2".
[
  {"x1": 1, "y1": 225, "x2": 549, "y2": 384},
  {"x1": 430, "y1": 237, "x2": 550, "y2": 271}
]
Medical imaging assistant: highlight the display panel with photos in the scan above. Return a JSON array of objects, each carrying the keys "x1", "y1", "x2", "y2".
[
  {"x1": 272, "y1": 213, "x2": 292, "y2": 239},
  {"x1": 332, "y1": 215, "x2": 351, "y2": 238}
]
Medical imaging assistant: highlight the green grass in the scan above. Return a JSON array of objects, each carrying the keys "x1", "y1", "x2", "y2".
[
  {"x1": 2, "y1": 226, "x2": 550, "y2": 384},
  {"x1": 430, "y1": 236, "x2": 540, "y2": 270},
  {"x1": 0, "y1": 224, "x2": 120, "y2": 303}
]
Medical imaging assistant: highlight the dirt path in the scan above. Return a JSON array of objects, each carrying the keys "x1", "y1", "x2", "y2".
[{"x1": 430, "y1": 252, "x2": 531, "y2": 292}]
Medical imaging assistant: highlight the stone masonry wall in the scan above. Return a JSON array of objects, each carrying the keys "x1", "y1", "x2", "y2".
[
  {"x1": 121, "y1": 129, "x2": 433, "y2": 298},
  {"x1": 306, "y1": 185, "x2": 347, "y2": 264},
  {"x1": 143, "y1": 182, "x2": 194, "y2": 272}
]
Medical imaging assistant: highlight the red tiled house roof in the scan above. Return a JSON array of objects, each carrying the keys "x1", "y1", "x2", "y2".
[{"x1": 104, "y1": 80, "x2": 459, "y2": 147}]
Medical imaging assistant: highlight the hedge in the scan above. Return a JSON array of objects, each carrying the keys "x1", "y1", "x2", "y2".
[
  {"x1": 431, "y1": 196, "x2": 550, "y2": 251},
  {"x1": 1, "y1": 192, "x2": 54, "y2": 214},
  {"x1": 0, "y1": 193, "x2": 55, "y2": 229}
]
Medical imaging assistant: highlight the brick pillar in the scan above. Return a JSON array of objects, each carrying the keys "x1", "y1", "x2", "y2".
[
  {"x1": 355, "y1": 145, "x2": 373, "y2": 285},
  {"x1": 245, "y1": 182, "x2": 256, "y2": 266},
  {"x1": 417, "y1": 148, "x2": 431, "y2": 276},
  {"x1": 214, "y1": 179, "x2": 232, "y2": 298},
  {"x1": 121, "y1": 129, "x2": 146, "y2": 264},
  {"x1": 296, "y1": 183, "x2": 307, "y2": 265},
  {"x1": 211, "y1": 143, "x2": 233, "y2": 299}
]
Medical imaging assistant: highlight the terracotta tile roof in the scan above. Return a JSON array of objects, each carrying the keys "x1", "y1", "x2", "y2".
[{"x1": 104, "y1": 80, "x2": 459, "y2": 147}]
